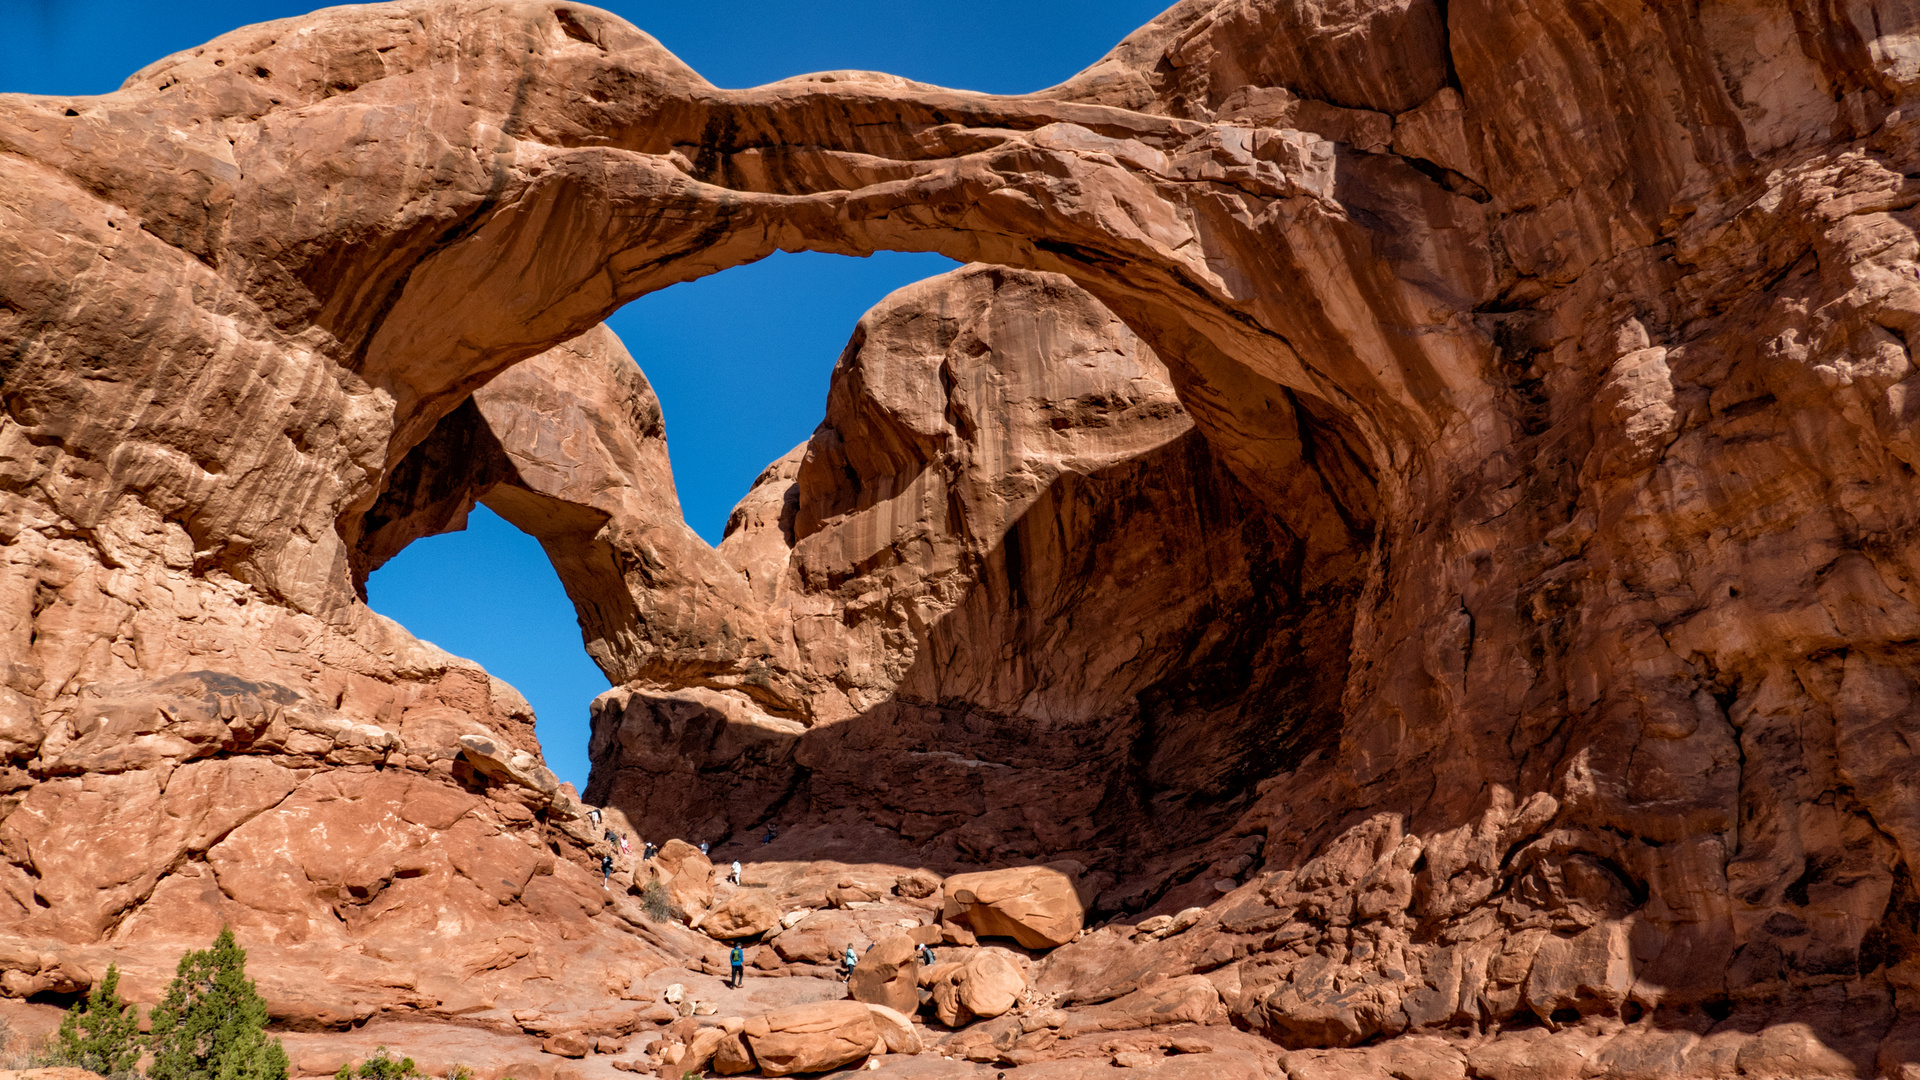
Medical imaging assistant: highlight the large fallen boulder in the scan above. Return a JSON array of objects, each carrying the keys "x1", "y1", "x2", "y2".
[
  {"x1": 848, "y1": 934, "x2": 921, "y2": 1015},
  {"x1": 698, "y1": 890, "x2": 781, "y2": 939},
  {"x1": 653, "y1": 838, "x2": 715, "y2": 913},
  {"x1": 924, "y1": 950, "x2": 1025, "y2": 1026},
  {"x1": 942, "y1": 864, "x2": 1087, "y2": 949},
  {"x1": 742, "y1": 1000, "x2": 879, "y2": 1076}
]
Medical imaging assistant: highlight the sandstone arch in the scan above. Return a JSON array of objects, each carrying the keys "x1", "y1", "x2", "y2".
[{"x1": 5, "y1": 0, "x2": 1920, "y2": 1066}]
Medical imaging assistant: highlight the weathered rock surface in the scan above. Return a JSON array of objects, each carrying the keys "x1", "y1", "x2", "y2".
[
  {"x1": 698, "y1": 891, "x2": 781, "y2": 941},
  {"x1": 581, "y1": 263, "x2": 1344, "y2": 867},
  {"x1": 943, "y1": 865, "x2": 1088, "y2": 950},
  {"x1": 740, "y1": 1000, "x2": 878, "y2": 1076},
  {"x1": 847, "y1": 934, "x2": 921, "y2": 1017},
  {"x1": 926, "y1": 949, "x2": 1027, "y2": 1027},
  {"x1": 3, "y1": 0, "x2": 1920, "y2": 1073}
]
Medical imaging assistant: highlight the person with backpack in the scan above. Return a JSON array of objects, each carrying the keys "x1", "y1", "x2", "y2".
[
  {"x1": 840, "y1": 944, "x2": 858, "y2": 980},
  {"x1": 729, "y1": 860, "x2": 742, "y2": 885},
  {"x1": 729, "y1": 945, "x2": 745, "y2": 988},
  {"x1": 919, "y1": 943, "x2": 936, "y2": 968}
]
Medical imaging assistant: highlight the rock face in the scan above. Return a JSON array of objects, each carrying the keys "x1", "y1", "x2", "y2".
[
  {"x1": 583, "y1": 264, "x2": 1348, "y2": 867},
  {"x1": 3, "y1": 0, "x2": 1920, "y2": 1074}
]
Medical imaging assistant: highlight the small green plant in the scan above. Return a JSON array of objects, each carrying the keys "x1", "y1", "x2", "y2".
[
  {"x1": 52, "y1": 963, "x2": 143, "y2": 1075},
  {"x1": 148, "y1": 926, "x2": 289, "y2": 1080},
  {"x1": 641, "y1": 878, "x2": 674, "y2": 922},
  {"x1": 445, "y1": 1065, "x2": 475, "y2": 1080},
  {"x1": 335, "y1": 1046, "x2": 426, "y2": 1080}
]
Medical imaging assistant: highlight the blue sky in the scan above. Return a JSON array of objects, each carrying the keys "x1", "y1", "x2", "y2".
[{"x1": 2, "y1": 0, "x2": 1169, "y2": 790}]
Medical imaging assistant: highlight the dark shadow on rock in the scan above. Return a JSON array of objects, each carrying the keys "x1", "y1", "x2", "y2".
[{"x1": 588, "y1": 424, "x2": 1359, "y2": 916}]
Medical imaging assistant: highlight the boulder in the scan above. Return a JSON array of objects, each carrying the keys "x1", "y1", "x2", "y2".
[
  {"x1": 679, "y1": 1027, "x2": 731, "y2": 1075},
  {"x1": 655, "y1": 838, "x2": 711, "y2": 880},
  {"x1": 541, "y1": 1032, "x2": 588, "y2": 1058},
  {"x1": 654, "y1": 839, "x2": 715, "y2": 913},
  {"x1": 863, "y1": 1004, "x2": 923, "y2": 1055},
  {"x1": 894, "y1": 870, "x2": 942, "y2": 900},
  {"x1": 699, "y1": 890, "x2": 781, "y2": 939},
  {"x1": 712, "y1": 1029, "x2": 757, "y2": 1075},
  {"x1": 457, "y1": 733, "x2": 560, "y2": 801},
  {"x1": 943, "y1": 865, "x2": 1087, "y2": 949},
  {"x1": 848, "y1": 934, "x2": 921, "y2": 1015},
  {"x1": 926, "y1": 950, "x2": 1026, "y2": 1026},
  {"x1": 742, "y1": 1001, "x2": 879, "y2": 1076}
]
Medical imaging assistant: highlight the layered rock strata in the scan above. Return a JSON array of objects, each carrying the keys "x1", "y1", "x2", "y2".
[{"x1": 2, "y1": 0, "x2": 1920, "y2": 1074}]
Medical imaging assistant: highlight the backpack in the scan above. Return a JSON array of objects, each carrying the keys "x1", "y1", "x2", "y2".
[{"x1": 731, "y1": 947, "x2": 743, "y2": 966}]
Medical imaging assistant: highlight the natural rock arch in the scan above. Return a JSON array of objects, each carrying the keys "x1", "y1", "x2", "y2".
[{"x1": 5, "y1": 0, "x2": 1920, "y2": 1065}]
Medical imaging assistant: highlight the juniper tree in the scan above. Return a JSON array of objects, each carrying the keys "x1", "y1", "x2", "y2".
[
  {"x1": 148, "y1": 927, "x2": 289, "y2": 1080},
  {"x1": 53, "y1": 963, "x2": 142, "y2": 1075}
]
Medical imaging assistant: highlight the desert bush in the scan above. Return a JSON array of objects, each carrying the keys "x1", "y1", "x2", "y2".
[
  {"x1": 149, "y1": 927, "x2": 289, "y2": 1080},
  {"x1": 641, "y1": 878, "x2": 674, "y2": 922},
  {"x1": 52, "y1": 963, "x2": 143, "y2": 1075},
  {"x1": 335, "y1": 1046, "x2": 426, "y2": 1080}
]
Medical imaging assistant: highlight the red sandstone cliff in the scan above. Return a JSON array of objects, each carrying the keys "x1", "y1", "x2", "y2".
[{"x1": 4, "y1": 0, "x2": 1920, "y2": 1075}]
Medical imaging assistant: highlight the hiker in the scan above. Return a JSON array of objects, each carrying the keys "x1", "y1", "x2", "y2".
[
  {"x1": 600, "y1": 853, "x2": 613, "y2": 889},
  {"x1": 699, "y1": 841, "x2": 710, "y2": 855},
  {"x1": 729, "y1": 945, "x2": 745, "y2": 989},
  {"x1": 729, "y1": 860, "x2": 742, "y2": 885},
  {"x1": 643, "y1": 840, "x2": 657, "y2": 860},
  {"x1": 762, "y1": 824, "x2": 778, "y2": 844},
  {"x1": 840, "y1": 944, "x2": 858, "y2": 980},
  {"x1": 619, "y1": 834, "x2": 631, "y2": 855},
  {"x1": 588, "y1": 808, "x2": 602, "y2": 826},
  {"x1": 918, "y1": 944, "x2": 936, "y2": 968},
  {"x1": 603, "y1": 828, "x2": 619, "y2": 846}
]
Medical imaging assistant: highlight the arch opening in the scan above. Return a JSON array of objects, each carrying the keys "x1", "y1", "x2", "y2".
[
  {"x1": 356, "y1": 247, "x2": 1379, "y2": 903},
  {"x1": 365, "y1": 503, "x2": 610, "y2": 791}
]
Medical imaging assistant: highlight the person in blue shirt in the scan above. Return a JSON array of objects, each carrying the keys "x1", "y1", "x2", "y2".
[
  {"x1": 729, "y1": 945, "x2": 745, "y2": 988},
  {"x1": 840, "y1": 945, "x2": 858, "y2": 980}
]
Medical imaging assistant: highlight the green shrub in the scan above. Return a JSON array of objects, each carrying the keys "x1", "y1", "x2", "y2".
[
  {"x1": 52, "y1": 964, "x2": 143, "y2": 1075},
  {"x1": 148, "y1": 927, "x2": 289, "y2": 1080},
  {"x1": 334, "y1": 1046, "x2": 426, "y2": 1080}
]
